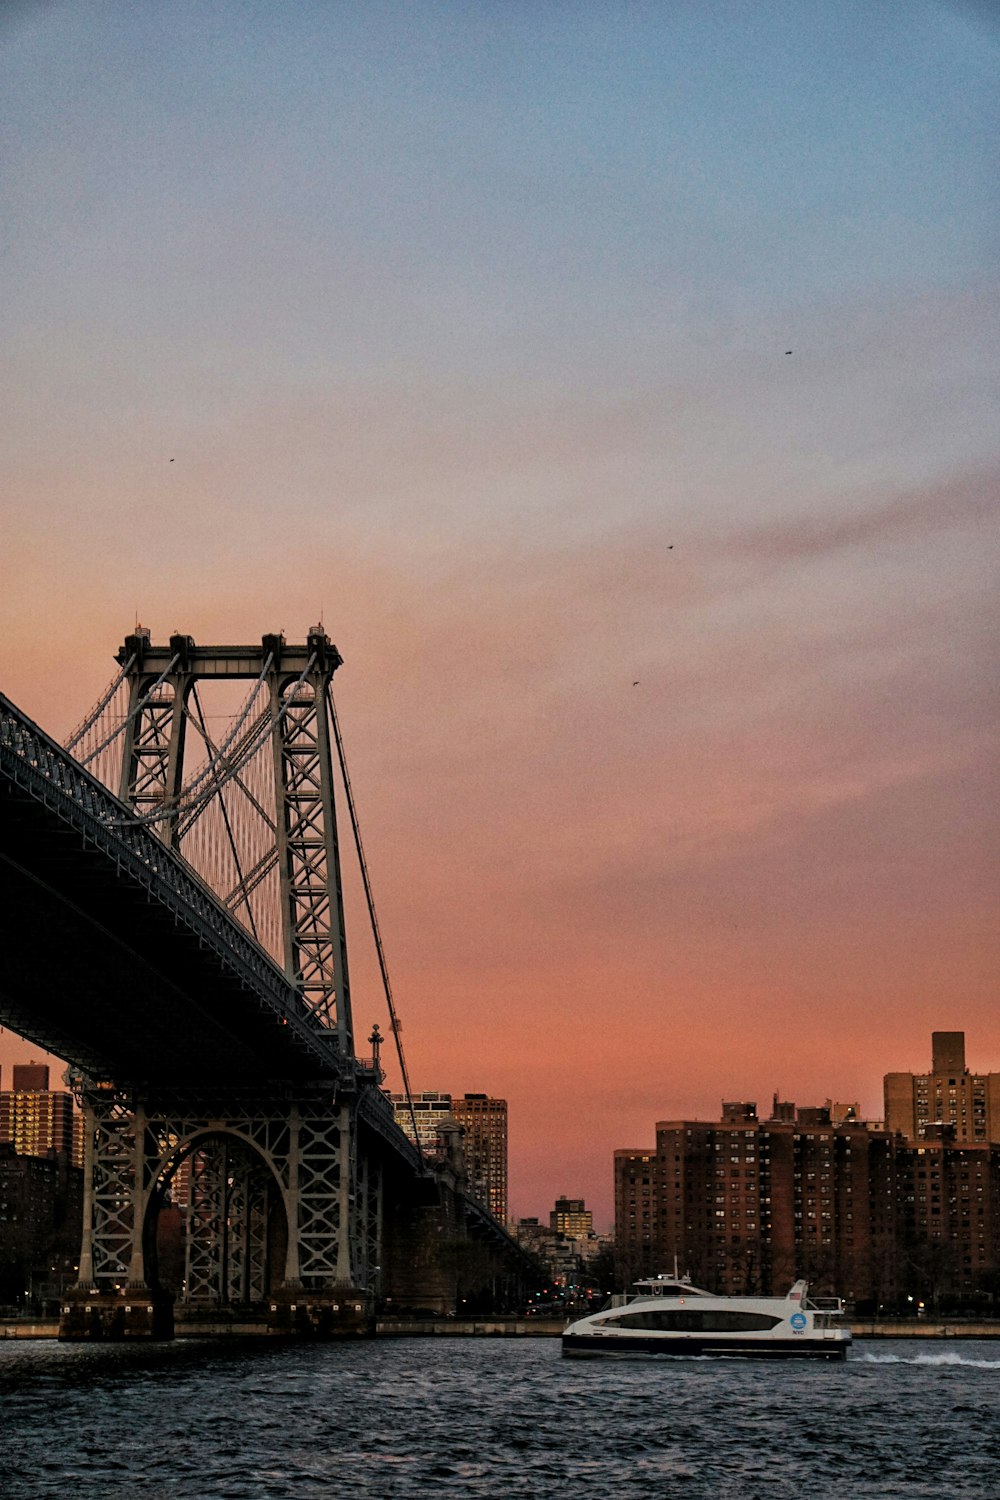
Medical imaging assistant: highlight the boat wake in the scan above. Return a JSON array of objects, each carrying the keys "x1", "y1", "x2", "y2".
[{"x1": 856, "y1": 1351, "x2": 1000, "y2": 1368}]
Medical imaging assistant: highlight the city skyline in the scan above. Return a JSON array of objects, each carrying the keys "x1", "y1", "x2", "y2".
[
  {"x1": 5, "y1": 1022, "x2": 998, "y2": 1232},
  {"x1": 2, "y1": 3, "x2": 997, "y2": 1228}
]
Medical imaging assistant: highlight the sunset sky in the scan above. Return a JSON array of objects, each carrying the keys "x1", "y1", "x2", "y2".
[{"x1": 2, "y1": 2, "x2": 997, "y2": 1227}]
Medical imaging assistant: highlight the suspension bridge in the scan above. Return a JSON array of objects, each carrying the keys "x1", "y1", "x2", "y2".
[{"x1": 0, "y1": 628, "x2": 537, "y2": 1338}]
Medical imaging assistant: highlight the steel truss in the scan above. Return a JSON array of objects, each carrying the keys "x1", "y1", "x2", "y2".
[
  {"x1": 115, "y1": 629, "x2": 354, "y2": 1048},
  {"x1": 97, "y1": 631, "x2": 364, "y2": 1308},
  {"x1": 78, "y1": 1083, "x2": 373, "y2": 1299},
  {"x1": 36, "y1": 629, "x2": 398, "y2": 1318},
  {"x1": 184, "y1": 1140, "x2": 272, "y2": 1304},
  {"x1": 119, "y1": 674, "x2": 184, "y2": 841},
  {"x1": 357, "y1": 1148, "x2": 382, "y2": 1295},
  {"x1": 0, "y1": 691, "x2": 328, "y2": 1069},
  {"x1": 274, "y1": 680, "x2": 350, "y2": 1041}
]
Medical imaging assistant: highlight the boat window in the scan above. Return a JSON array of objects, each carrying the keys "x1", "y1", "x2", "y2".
[{"x1": 611, "y1": 1309, "x2": 784, "y2": 1333}]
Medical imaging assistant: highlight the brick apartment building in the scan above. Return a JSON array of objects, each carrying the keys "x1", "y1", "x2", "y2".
[
  {"x1": 0, "y1": 1063, "x2": 83, "y2": 1168},
  {"x1": 885, "y1": 1031, "x2": 1000, "y2": 1144},
  {"x1": 391, "y1": 1090, "x2": 509, "y2": 1222},
  {"x1": 616, "y1": 1101, "x2": 900, "y2": 1306},
  {"x1": 616, "y1": 1071, "x2": 1000, "y2": 1311}
]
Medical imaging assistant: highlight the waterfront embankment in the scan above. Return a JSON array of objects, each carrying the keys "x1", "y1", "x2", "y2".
[
  {"x1": 5, "y1": 1315, "x2": 1000, "y2": 1339},
  {"x1": 379, "y1": 1317, "x2": 1000, "y2": 1339},
  {"x1": 848, "y1": 1319, "x2": 1000, "y2": 1339}
]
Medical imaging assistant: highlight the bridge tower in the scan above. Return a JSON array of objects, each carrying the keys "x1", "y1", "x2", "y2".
[
  {"x1": 63, "y1": 629, "x2": 379, "y2": 1338},
  {"x1": 1, "y1": 677, "x2": 545, "y2": 1339},
  {"x1": 115, "y1": 628, "x2": 353, "y2": 1050}
]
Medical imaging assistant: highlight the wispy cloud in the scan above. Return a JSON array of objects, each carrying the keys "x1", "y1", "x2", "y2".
[{"x1": 732, "y1": 467, "x2": 998, "y2": 564}]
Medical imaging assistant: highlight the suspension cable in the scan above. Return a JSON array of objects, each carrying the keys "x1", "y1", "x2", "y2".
[
  {"x1": 123, "y1": 650, "x2": 316, "y2": 829},
  {"x1": 327, "y1": 684, "x2": 424, "y2": 1167},
  {"x1": 169, "y1": 651, "x2": 312, "y2": 830},
  {"x1": 188, "y1": 684, "x2": 261, "y2": 945},
  {"x1": 79, "y1": 652, "x2": 180, "y2": 768},
  {"x1": 64, "y1": 654, "x2": 136, "y2": 752}
]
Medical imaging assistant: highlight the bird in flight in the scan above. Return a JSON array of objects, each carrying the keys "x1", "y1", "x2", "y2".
[
  {"x1": 633, "y1": 680, "x2": 640, "y2": 686},
  {"x1": 785, "y1": 350, "x2": 793, "y2": 355}
]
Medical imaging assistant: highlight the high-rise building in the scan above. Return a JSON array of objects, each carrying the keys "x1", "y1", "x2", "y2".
[
  {"x1": 390, "y1": 1092, "x2": 455, "y2": 1153},
  {"x1": 900, "y1": 1132, "x2": 999, "y2": 1293},
  {"x1": 451, "y1": 1094, "x2": 508, "y2": 1223},
  {"x1": 0, "y1": 1064, "x2": 81, "y2": 1168},
  {"x1": 0, "y1": 1143, "x2": 61, "y2": 1301},
  {"x1": 614, "y1": 1148, "x2": 658, "y2": 1277},
  {"x1": 884, "y1": 1031, "x2": 1000, "y2": 1144},
  {"x1": 388, "y1": 1090, "x2": 509, "y2": 1222},
  {"x1": 614, "y1": 1094, "x2": 1000, "y2": 1309},
  {"x1": 550, "y1": 1197, "x2": 593, "y2": 1237},
  {"x1": 10, "y1": 1064, "x2": 49, "y2": 1092}
]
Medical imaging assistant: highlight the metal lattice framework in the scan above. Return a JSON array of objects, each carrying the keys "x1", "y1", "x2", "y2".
[
  {"x1": 76, "y1": 1082, "x2": 368, "y2": 1299},
  {"x1": 57, "y1": 629, "x2": 370, "y2": 1305},
  {"x1": 358, "y1": 1150, "x2": 383, "y2": 1298},
  {"x1": 68, "y1": 629, "x2": 354, "y2": 1045},
  {"x1": 6, "y1": 656, "x2": 522, "y2": 1329},
  {"x1": 0, "y1": 689, "x2": 328, "y2": 1068},
  {"x1": 183, "y1": 1140, "x2": 273, "y2": 1305},
  {"x1": 274, "y1": 680, "x2": 350, "y2": 1033}
]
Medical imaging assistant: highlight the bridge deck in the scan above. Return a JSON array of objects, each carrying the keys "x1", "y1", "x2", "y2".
[{"x1": 0, "y1": 693, "x2": 341, "y2": 1084}]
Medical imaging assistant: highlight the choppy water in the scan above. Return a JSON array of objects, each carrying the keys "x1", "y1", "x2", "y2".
[{"x1": 1, "y1": 1337, "x2": 998, "y2": 1499}]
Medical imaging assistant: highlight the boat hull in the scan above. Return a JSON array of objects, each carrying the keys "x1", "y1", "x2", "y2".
[{"x1": 561, "y1": 1332, "x2": 849, "y2": 1360}]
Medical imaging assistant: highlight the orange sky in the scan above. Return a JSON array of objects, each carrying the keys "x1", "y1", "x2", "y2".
[
  {"x1": 3, "y1": 471, "x2": 997, "y2": 1226},
  {"x1": 2, "y1": 3, "x2": 998, "y2": 1228}
]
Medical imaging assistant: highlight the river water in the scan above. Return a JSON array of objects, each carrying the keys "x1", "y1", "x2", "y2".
[{"x1": 1, "y1": 1337, "x2": 997, "y2": 1499}]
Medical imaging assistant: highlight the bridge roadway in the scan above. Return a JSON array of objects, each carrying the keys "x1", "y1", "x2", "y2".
[
  {"x1": 0, "y1": 690, "x2": 537, "y2": 1326},
  {"x1": 0, "y1": 690, "x2": 352, "y2": 1085},
  {"x1": 0, "y1": 691, "x2": 423, "y2": 1168}
]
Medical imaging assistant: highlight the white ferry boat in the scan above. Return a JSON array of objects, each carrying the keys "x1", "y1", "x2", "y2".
[{"x1": 562, "y1": 1274, "x2": 850, "y2": 1360}]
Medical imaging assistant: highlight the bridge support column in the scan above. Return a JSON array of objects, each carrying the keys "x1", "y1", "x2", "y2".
[
  {"x1": 60, "y1": 1086, "x2": 173, "y2": 1340},
  {"x1": 76, "y1": 1097, "x2": 95, "y2": 1286},
  {"x1": 62, "y1": 1082, "x2": 377, "y2": 1339},
  {"x1": 260, "y1": 1091, "x2": 372, "y2": 1335},
  {"x1": 283, "y1": 1103, "x2": 301, "y2": 1288},
  {"x1": 127, "y1": 1100, "x2": 148, "y2": 1288},
  {"x1": 356, "y1": 1146, "x2": 382, "y2": 1299},
  {"x1": 335, "y1": 1099, "x2": 354, "y2": 1286}
]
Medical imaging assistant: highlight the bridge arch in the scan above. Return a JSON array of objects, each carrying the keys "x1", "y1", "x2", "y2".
[{"x1": 146, "y1": 1127, "x2": 291, "y2": 1306}]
